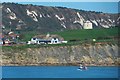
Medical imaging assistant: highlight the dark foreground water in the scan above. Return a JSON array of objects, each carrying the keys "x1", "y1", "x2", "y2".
[{"x1": 2, "y1": 66, "x2": 119, "y2": 78}]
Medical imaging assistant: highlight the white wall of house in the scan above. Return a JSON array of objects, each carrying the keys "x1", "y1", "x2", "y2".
[
  {"x1": 27, "y1": 38, "x2": 38, "y2": 44},
  {"x1": 0, "y1": 40, "x2": 3, "y2": 45},
  {"x1": 27, "y1": 41, "x2": 31, "y2": 44},
  {"x1": 5, "y1": 39, "x2": 10, "y2": 44},
  {"x1": 31, "y1": 38, "x2": 38, "y2": 44},
  {"x1": 61, "y1": 41, "x2": 68, "y2": 43},
  {"x1": 50, "y1": 38, "x2": 60, "y2": 44}
]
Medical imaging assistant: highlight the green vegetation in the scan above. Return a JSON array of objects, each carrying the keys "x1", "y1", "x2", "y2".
[
  {"x1": 18, "y1": 27, "x2": 118, "y2": 42},
  {"x1": 51, "y1": 27, "x2": 119, "y2": 41},
  {"x1": 18, "y1": 31, "x2": 36, "y2": 42},
  {"x1": 3, "y1": 27, "x2": 118, "y2": 50},
  {"x1": 2, "y1": 42, "x2": 82, "y2": 50}
]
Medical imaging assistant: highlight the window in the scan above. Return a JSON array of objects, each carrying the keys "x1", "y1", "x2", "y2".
[
  {"x1": 33, "y1": 38, "x2": 36, "y2": 40},
  {"x1": 55, "y1": 41, "x2": 57, "y2": 43}
]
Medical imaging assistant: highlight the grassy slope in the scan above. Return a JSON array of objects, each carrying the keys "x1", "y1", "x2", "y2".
[
  {"x1": 19, "y1": 31, "x2": 36, "y2": 42},
  {"x1": 51, "y1": 27, "x2": 118, "y2": 41},
  {"x1": 3, "y1": 27, "x2": 119, "y2": 49}
]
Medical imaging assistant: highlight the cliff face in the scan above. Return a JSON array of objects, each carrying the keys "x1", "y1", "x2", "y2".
[
  {"x1": 2, "y1": 3, "x2": 118, "y2": 33},
  {"x1": 2, "y1": 43, "x2": 119, "y2": 66}
]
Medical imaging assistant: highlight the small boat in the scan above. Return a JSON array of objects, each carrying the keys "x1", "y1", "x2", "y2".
[
  {"x1": 78, "y1": 66, "x2": 87, "y2": 70},
  {"x1": 78, "y1": 64, "x2": 87, "y2": 70}
]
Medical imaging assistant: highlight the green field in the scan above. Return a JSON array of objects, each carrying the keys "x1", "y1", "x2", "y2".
[
  {"x1": 51, "y1": 27, "x2": 119, "y2": 41},
  {"x1": 20, "y1": 27, "x2": 119, "y2": 42},
  {"x1": 3, "y1": 27, "x2": 119, "y2": 49}
]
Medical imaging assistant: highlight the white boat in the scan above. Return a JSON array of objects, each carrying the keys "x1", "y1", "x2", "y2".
[{"x1": 78, "y1": 64, "x2": 87, "y2": 70}]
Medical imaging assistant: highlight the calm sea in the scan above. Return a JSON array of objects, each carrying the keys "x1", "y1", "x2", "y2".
[{"x1": 2, "y1": 66, "x2": 119, "y2": 78}]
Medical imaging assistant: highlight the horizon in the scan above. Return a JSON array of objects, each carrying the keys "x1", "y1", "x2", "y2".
[{"x1": 2, "y1": 2, "x2": 119, "y2": 13}]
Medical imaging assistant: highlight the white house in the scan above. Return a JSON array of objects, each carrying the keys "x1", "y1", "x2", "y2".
[
  {"x1": 49, "y1": 38, "x2": 68, "y2": 44},
  {"x1": 0, "y1": 39, "x2": 3, "y2": 45},
  {"x1": 83, "y1": 21, "x2": 93, "y2": 29},
  {"x1": 49, "y1": 38, "x2": 61, "y2": 44},
  {"x1": 28, "y1": 38, "x2": 38, "y2": 44},
  {"x1": 61, "y1": 41, "x2": 68, "y2": 43},
  {"x1": 28, "y1": 37, "x2": 67, "y2": 44},
  {"x1": 4, "y1": 39, "x2": 10, "y2": 44},
  {"x1": 28, "y1": 38, "x2": 50, "y2": 44},
  {"x1": 37, "y1": 39, "x2": 51, "y2": 44}
]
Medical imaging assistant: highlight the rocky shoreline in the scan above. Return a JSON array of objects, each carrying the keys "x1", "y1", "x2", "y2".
[
  {"x1": 1, "y1": 43, "x2": 120, "y2": 66},
  {"x1": 1, "y1": 62, "x2": 120, "y2": 66}
]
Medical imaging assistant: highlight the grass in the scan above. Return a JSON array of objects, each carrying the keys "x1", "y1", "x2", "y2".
[
  {"x1": 3, "y1": 27, "x2": 118, "y2": 50},
  {"x1": 19, "y1": 27, "x2": 118, "y2": 42},
  {"x1": 51, "y1": 27, "x2": 119, "y2": 41},
  {"x1": 19, "y1": 31, "x2": 36, "y2": 42}
]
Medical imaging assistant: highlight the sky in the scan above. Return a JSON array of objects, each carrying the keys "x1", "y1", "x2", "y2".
[
  {"x1": 1, "y1": 0, "x2": 119, "y2": 13},
  {"x1": 19, "y1": 2, "x2": 118, "y2": 13},
  {"x1": 0, "y1": 0, "x2": 119, "y2": 2}
]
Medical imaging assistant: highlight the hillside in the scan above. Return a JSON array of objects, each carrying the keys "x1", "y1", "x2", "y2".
[
  {"x1": 51, "y1": 27, "x2": 119, "y2": 41},
  {"x1": 16, "y1": 27, "x2": 118, "y2": 42},
  {"x1": 1, "y1": 3, "x2": 119, "y2": 33}
]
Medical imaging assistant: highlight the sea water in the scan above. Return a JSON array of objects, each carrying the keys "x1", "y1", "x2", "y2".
[{"x1": 2, "y1": 66, "x2": 119, "y2": 78}]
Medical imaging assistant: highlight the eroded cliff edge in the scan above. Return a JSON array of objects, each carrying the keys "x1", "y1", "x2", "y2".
[{"x1": 2, "y1": 43, "x2": 120, "y2": 66}]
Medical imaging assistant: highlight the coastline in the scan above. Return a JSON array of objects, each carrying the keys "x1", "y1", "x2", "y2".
[
  {"x1": 2, "y1": 43, "x2": 119, "y2": 67},
  {"x1": 1, "y1": 62, "x2": 119, "y2": 66}
]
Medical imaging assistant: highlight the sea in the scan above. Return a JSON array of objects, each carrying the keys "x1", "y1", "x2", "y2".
[{"x1": 2, "y1": 66, "x2": 119, "y2": 78}]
